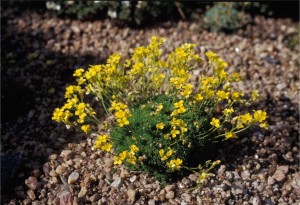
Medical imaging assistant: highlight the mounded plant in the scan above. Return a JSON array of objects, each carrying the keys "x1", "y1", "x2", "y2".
[{"x1": 53, "y1": 36, "x2": 268, "y2": 184}]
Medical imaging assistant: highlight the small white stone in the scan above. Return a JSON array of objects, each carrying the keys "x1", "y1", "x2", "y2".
[{"x1": 68, "y1": 172, "x2": 79, "y2": 184}]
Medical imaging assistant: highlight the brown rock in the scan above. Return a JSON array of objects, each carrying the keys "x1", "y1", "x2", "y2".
[
  {"x1": 61, "y1": 150, "x2": 74, "y2": 160},
  {"x1": 23, "y1": 198, "x2": 32, "y2": 205},
  {"x1": 273, "y1": 166, "x2": 289, "y2": 182},
  {"x1": 25, "y1": 176, "x2": 39, "y2": 190},
  {"x1": 27, "y1": 189, "x2": 35, "y2": 200},
  {"x1": 89, "y1": 193, "x2": 100, "y2": 202},
  {"x1": 56, "y1": 191, "x2": 74, "y2": 205},
  {"x1": 56, "y1": 165, "x2": 67, "y2": 175},
  {"x1": 127, "y1": 189, "x2": 138, "y2": 204},
  {"x1": 78, "y1": 187, "x2": 87, "y2": 198},
  {"x1": 166, "y1": 191, "x2": 175, "y2": 199},
  {"x1": 181, "y1": 193, "x2": 191, "y2": 203}
]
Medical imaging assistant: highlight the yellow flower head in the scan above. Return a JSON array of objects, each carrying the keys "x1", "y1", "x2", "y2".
[
  {"x1": 210, "y1": 118, "x2": 220, "y2": 128},
  {"x1": 253, "y1": 110, "x2": 267, "y2": 123},
  {"x1": 171, "y1": 128, "x2": 180, "y2": 138},
  {"x1": 81, "y1": 125, "x2": 90, "y2": 134},
  {"x1": 225, "y1": 131, "x2": 237, "y2": 140},
  {"x1": 156, "y1": 122, "x2": 165, "y2": 130}
]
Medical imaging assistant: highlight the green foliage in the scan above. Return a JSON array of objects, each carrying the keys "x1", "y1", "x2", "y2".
[
  {"x1": 204, "y1": 3, "x2": 250, "y2": 33},
  {"x1": 110, "y1": 95, "x2": 212, "y2": 182}
]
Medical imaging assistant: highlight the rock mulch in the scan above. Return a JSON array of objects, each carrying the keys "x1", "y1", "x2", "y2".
[{"x1": 1, "y1": 6, "x2": 299, "y2": 205}]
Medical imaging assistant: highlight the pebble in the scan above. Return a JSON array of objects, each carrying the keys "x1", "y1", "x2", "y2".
[
  {"x1": 129, "y1": 175, "x2": 137, "y2": 183},
  {"x1": 181, "y1": 193, "x2": 191, "y2": 203},
  {"x1": 267, "y1": 176, "x2": 275, "y2": 185},
  {"x1": 61, "y1": 150, "x2": 74, "y2": 160},
  {"x1": 273, "y1": 166, "x2": 289, "y2": 182},
  {"x1": 89, "y1": 193, "x2": 100, "y2": 202},
  {"x1": 104, "y1": 157, "x2": 114, "y2": 167},
  {"x1": 110, "y1": 178, "x2": 123, "y2": 189},
  {"x1": 166, "y1": 191, "x2": 175, "y2": 199},
  {"x1": 68, "y1": 171, "x2": 79, "y2": 184},
  {"x1": 25, "y1": 177, "x2": 39, "y2": 190},
  {"x1": 55, "y1": 165, "x2": 67, "y2": 175},
  {"x1": 253, "y1": 196, "x2": 262, "y2": 205},
  {"x1": 23, "y1": 198, "x2": 32, "y2": 205},
  {"x1": 27, "y1": 190, "x2": 36, "y2": 200},
  {"x1": 78, "y1": 186, "x2": 88, "y2": 198},
  {"x1": 127, "y1": 189, "x2": 138, "y2": 204}
]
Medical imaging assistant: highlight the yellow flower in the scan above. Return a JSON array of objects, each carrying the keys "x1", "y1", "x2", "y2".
[
  {"x1": 119, "y1": 151, "x2": 127, "y2": 160},
  {"x1": 167, "y1": 158, "x2": 183, "y2": 171},
  {"x1": 156, "y1": 104, "x2": 163, "y2": 112},
  {"x1": 253, "y1": 110, "x2": 267, "y2": 123},
  {"x1": 159, "y1": 149, "x2": 164, "y2": 157},
  {"x1": 259, "y1": 122, "x2": 268, "y2": 129},
  {"x1": 180, "y1": 84, "x2": 193, "y2": 98},
  {"x1": 210, "y1": 118, "x2": 220, "y2": 128},
  {"x1": 81, "y1": 125, "x2": 90, "y2": 134},
  {"x1": 216, "y1": 90, "x2": 230, "y2": 101},
  {"x1": 52, "y1": 108, "x2": 64, "y2": 122},
  {"x1": 198, "y1": 172, "x2": 206, "y2": 183},
  {"x1": 223, "y1": 108, "x2": 234, "y2": 116},
  {"x1": 156, "y1": 122, "x2": 165, "y2": 130},
  {"x1": 225, "y1": 132, "x2": 237, "y2": 140},
  {"x1": 165, "y1": 148, "x2": 174, "y2": 157},
  {"x1": 114, "y1": 156, "x2": 122, "y2": 165},
  {"x1": 101, "y1": 143, "x2": 112, "y2": 152},
  {"x1": 240, "y1": 113, "x2": 253, "y2": 124},
  {"x1": 231, "y1": 91, "x2": 244, "y2": 101},
  {"x1": 130, "y1": 145, "x2": 139, "y2": 152},
  {"x1": 73, "y1": 68, "x2": 85, "y2": 77},
  {"x1": 194, "y1": 93, "x2": 203, "y2": 101},
  {"x1": 171, "y1": 128, "x2": 180, "y2": 138}
]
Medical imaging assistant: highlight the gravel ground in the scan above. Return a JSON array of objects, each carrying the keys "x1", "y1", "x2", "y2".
[{"x1": 1, "y1": 6, "x2": 299, "y2": 205}]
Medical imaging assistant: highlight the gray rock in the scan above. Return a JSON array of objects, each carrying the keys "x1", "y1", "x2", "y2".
[
  {"x1": 68, "y1": 171, "x2": 79, "y2": 184},
  {"x1": 110, "y1": 178, "x2": 122, "y2": 189}
]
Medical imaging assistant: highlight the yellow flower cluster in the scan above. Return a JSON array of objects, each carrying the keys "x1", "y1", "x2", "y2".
[
  {"x1": 114, "y1": 144, "x2": 139, "y2": 165},
  {"x1": 171, "y1": 100, "x2": 186, "y2": 116},
  {"x1": 52, "y1": 84, "x2": 96, "y2": 133},
  {"x1": 93, "y1": 134, "x2": 112, "y2": 152},
  {"x1": 159, "y1": 148, "x2": 174, "y2": 161},
  {"x1": 166, "y1": 158, "x2": 183, "y2": 171},
  {"x1": 109, "y1": 101, "x2": 131, "y2": 127}
]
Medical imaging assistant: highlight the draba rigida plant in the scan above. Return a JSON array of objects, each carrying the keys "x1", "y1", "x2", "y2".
[{"x1": 53, "y1": 36, "x2": 268, "y2": 183}]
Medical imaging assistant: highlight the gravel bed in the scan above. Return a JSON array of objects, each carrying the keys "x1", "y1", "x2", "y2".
[{"x1": 1, "y1": 6, "x2": 299, "y2": 205}]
